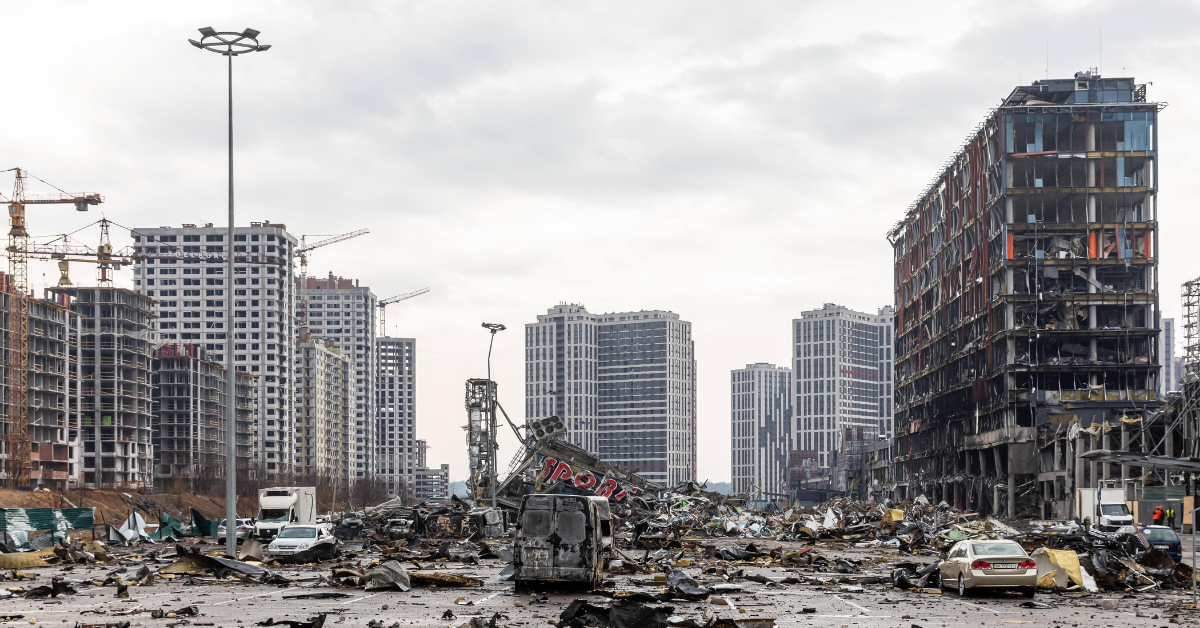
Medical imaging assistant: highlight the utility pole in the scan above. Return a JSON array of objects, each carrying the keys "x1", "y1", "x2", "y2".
[{"x1": 189, "y1": 26, "x2": 271, "y2": 558}]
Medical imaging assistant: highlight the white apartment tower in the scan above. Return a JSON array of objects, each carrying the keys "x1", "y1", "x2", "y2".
[
  {"x1": 376, "y1": 337, "x2": 416, "y2": 498},
  {"x1": 132, "y1": 222, "x2": 298, "y2": 476},
  {"x1": 1161, "y1": 318, "x2": 1182, "y2": 393},
  {"x1": 793, "y1": 304, "x2": 894, "y2": 468},
  {"x1": 730, "y1": 363, "x2": 793, "y2": 499},
  {"x1": 298, "y1": 274, "x2": 379, "y2": 480},
  {"x1": 294, "y1": 337, "x2": 352, "y2": 482},
  {"x1": 526, "y1": 303, "x2": 695, "y2": 486}
]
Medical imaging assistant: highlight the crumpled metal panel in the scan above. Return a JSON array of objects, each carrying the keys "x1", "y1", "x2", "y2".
[{"x1": 0, "y1": 508, "x2": 95, "y2": 551}]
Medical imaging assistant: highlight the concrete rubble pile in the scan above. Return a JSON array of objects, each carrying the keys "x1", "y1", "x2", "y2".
[{"x1": 2, "y1": 490, "x2": 1196, "y2": 628}]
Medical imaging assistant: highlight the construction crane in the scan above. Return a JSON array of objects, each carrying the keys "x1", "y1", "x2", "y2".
[
  {"x1": 110, "y1": 224, "x2": 366, "y2": 330},
  {"x1": 1, "y1": 168, "x2": 102, "y2": 488},
  {"x1": 378, "y1": 288, "x2": 429, "y2": 336},
  {"x1": 26, "y1": 219, "x2": 134, "y2": 287},
  {"x1": 296, "y1": 229, "x2": 369, "y2": 331}
]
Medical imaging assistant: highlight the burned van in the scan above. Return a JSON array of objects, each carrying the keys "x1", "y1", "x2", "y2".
[{"x1": 512, "y1": 493, "x2": 612, "y2": 588}]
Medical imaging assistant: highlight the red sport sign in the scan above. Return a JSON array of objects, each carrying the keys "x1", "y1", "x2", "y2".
[{"x1": 535, "y1": 454, "x2": 642, "y2": 501}]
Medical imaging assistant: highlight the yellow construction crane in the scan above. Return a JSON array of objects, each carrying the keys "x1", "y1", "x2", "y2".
[
  {"x1": 378, "y1": 288, "x2": 430, "y2": 336},
  {"x1": 1, "y1": 168, "x2": 101, "y2": 488},
  {"x1": 296, "y1": 229, "x2": 368, "y2": 331},
  {"x1": 26, "y1": 219, "x2": 134, "y2": 287}
]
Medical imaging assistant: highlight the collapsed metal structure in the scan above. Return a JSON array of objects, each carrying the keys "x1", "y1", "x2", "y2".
[
  {"x1": 461, "y1": 374, "x2": 660, "y2": 512},
  {"x1": 888, "y1": 72, "x2": 1172, "y2": 518}
]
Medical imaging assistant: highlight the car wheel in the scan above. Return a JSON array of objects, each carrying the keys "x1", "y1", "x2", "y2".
[
  {"x1": 958, "y1": 574, "x2": 967, "y2": 597},
  {"x1": 1021, "y1": 587, "x2": 1035, "y2": 598}
]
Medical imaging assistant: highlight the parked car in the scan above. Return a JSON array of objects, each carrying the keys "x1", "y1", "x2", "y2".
[
  {"x1": 1138, "y1": 525, "x2": 1182, "y2": 563},
  {"x1": 217, "y1": 518, "x2": 254, "y2": 541},
  {"x1": 265, "y1": 524, "x2": 338, "y2": 560},
  {"x1": 385, "y1": 518, "x2": 410, "y2": 540},
  {"x1": 939, "y1": 540, "x2": 1037, "y2": 597},
  {"x1": 335, "y1": 516, "x2": 364, "y2": 539}
]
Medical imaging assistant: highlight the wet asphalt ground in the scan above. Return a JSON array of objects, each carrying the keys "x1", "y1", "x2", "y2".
[{"x1": 4, "y1": 539, "x2": 1199, "y2": 628}]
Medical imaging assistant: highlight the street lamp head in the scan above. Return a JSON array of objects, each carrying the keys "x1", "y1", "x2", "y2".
[
  {"x1": 189, "y1": 27, "x2": 270, "y2": 56},
  {"x1": 482, "y1": 323, "x2": 507, "y2": 333}
]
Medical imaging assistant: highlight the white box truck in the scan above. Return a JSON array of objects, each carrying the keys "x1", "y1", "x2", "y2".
[
  {"x1": 1076, "y1": 487, "x2": 1134, "y2": 531},
  {"x1": 254, "y1": 487, "x2": 317, "y2": 540}
]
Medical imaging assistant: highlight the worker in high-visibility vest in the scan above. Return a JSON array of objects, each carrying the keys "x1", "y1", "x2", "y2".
[
  {"x1": 1166, "y1": 507, "x2": 1176, "y2": 529},
  {"x1": 1152, "y1": 505, "x2": 1164, "y2": 525}
]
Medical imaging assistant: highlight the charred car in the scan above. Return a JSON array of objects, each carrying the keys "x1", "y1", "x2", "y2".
[{"x1": 512, "y1": 493, "x2": 611, "y2": 588}]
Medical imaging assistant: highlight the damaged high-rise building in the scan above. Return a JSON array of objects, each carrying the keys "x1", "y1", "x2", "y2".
[{"x1": 888, "y1": 72, "x2": 1163, "y2": 518}]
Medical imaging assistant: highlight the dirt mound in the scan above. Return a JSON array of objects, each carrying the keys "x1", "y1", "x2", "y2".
[{"x1": 0, "y1": 488, "x2": 256, "y2": 524}]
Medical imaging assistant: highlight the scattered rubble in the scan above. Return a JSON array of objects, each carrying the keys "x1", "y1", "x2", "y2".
[{"x1": 1, "y1": 484, "x2": 1196, "y2": 627}]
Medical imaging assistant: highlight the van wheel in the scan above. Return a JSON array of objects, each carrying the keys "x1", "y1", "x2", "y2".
[
  {"x1": 957, "y1": 575, "x2": 967, "y2": 597},
  {"x1": 1021, "y1": 587, "x2": 1035, "y2": 598}
]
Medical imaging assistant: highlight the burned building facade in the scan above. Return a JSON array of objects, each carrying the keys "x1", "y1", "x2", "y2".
[{"x1": 888, "y1": 73, "x2": 1163, "y2": 517}]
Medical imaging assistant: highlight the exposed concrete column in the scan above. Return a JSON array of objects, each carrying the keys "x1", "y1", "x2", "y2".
[
  {"x1": 1120, "y1": 423, "x2": 1130, "y2": 484},
  {"x1": 1165, "y1": 423, "x2": 1174, "y2": 486},
  {"x1": 1087, "y1": 434, "x2": 1097, "y2": 488},
  {"x1": 993, "y1": 447, "x2": 1002, "y2": 484},
  {"x1": 1007, "y1": 468, "x2": 1016, "y2": 518},
  {"x1": 1074, "y1": 433, "x2": 1085, "y2": 519},
  {"x1": 1101, "y1": 426, "x2": 1111, "y2": 481}
]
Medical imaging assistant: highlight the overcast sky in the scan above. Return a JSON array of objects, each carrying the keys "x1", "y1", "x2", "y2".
[{"x1": 5, "y1": 1, "x2": 1200, "y2": 484}]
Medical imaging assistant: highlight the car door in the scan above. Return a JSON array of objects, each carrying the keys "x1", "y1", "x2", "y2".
[{"x1": 941, "y1": 542, "x2": 963, "y2": 583}]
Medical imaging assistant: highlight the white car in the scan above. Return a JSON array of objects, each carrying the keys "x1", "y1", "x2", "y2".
[
  {"x1": 265, "y1": 524, "x2": 337, "y2": 559},
  {"x1": 217, "y1": 518, "x2": 254, "y2": 540}
]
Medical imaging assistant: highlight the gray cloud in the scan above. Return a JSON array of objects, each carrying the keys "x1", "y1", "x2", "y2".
[{"x1": 3, "y1": 0, "x2": 1198, "y2": 483}]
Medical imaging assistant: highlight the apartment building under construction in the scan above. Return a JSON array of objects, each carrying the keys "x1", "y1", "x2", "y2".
[
  {"x1": 888, "y1": 72, "x2": 1163, "y2": 518},
  {"x1": 50, "y1": 287, "x2": 156, "y2": 489},
  {"x1": 0, "y1": 279, "x2": 85, "y2": 490},
  {"x1": 295, "y1": 333, "x2": 352, "y2": 483},
  {"x1": 151, "y1": 343, "x2": 255, "y2": 490}
]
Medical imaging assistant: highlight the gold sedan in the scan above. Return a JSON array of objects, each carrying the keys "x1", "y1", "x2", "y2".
[{"x1": 939, "y1": 539, "x2": 1037, "y2": 597}]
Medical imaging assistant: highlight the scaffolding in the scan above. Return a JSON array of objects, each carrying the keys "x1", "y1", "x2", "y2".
[{"x1": 1184, "y1": 276, "x2": 1200, "y2": 378}]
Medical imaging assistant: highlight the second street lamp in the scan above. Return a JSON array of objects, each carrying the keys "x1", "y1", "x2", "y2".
[{"x1": 189, "y1": 26, "x2": 270, "y2": 559}]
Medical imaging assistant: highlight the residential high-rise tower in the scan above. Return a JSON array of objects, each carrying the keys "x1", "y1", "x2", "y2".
[
  {"x1": 132, "y1": 222, "x2": 297, "y2": 477},
  {"x1": 730, "y1": 363, "x2": 792, "y2": 499},
  {"x1": 376, "y1": 336, "x2": 416, "y2": 498},
  {"x1": 296, "y1": 274, "x2": 378, "y2": 481},
  {"x1": 526, "y1": 304, "x2": 695, "y2": 485},
  {"x1": 792, "y1": 304, "x2": 894, "y2": 468}
]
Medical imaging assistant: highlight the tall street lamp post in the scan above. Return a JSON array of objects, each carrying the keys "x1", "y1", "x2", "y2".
[{"x1": 188, "y1": 27, "x2": 271, "y2": 558}]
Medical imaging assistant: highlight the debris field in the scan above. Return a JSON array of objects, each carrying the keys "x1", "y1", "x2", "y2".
[{"x1": 1, "y1": 486, "x2": 1198, "y2": 628}]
